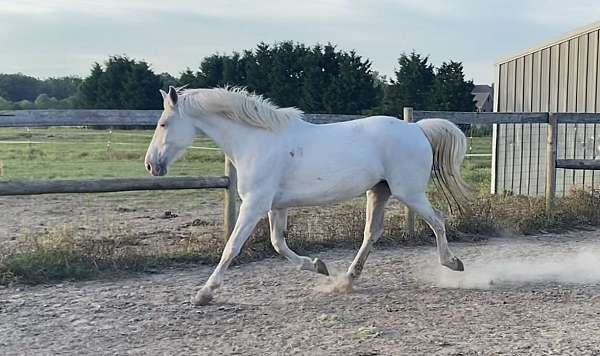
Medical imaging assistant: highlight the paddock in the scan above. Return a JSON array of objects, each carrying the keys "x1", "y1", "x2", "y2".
[
  {"x1": 2, "y1": 230, "x2": 600, "y2": 354},
  {"x1": 2, "y1": 109, "x2": 600, "y2": 354}
]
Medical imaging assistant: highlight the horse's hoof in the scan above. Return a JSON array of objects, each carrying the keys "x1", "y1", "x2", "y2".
[
  {"x1": 314, "y1": 258, "x2": 330, "y2": 276},
  {"x1": 455, "y1": 258, "x2": 465, "y2": 271},
  {"x1": 191, "y1": 290, "x2": 213, "y2": 306},
  {"x1": 443, "y1": 257, "x2": 464, "y2": 272}
]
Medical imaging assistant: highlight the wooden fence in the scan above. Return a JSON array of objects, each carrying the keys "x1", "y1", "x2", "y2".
[
  {"x1": 0, "y1": 110, "x2": 361, "y2": 240},
  {"x1": 411, "y1": 110, "x2": 600, "y2": 219},
  {"x1": 2, "y1": 109, "x2": 599, "y2": 238},
  {"x1": 0, "y1": 110, "x2": 361, "y2": 127}
]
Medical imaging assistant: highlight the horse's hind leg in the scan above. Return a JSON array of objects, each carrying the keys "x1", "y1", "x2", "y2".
[
  {"x1": 269, "y1": 208, "x2": 329, "y2": 275},
  {"x1": 344, "y1": 181, "x2": 391, "y2": 286},
  {"x1": 396, "y1": 191, "x2": 464, "y2": 271}
]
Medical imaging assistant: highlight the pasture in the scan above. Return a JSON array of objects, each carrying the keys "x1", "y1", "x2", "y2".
[
  {"x1": 0, "y1": 127, "x2": 224, "y2": 180},
  {"x1": 0, "y1": 126, "x2": 491, "y2": 185}
]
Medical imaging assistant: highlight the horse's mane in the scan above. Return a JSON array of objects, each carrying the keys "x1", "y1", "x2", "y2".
[{"x1": 178, "y1": 87, "x2": 303, "y2": 131}]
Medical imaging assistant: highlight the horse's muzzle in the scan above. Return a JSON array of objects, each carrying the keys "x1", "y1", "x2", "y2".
[{"x1": 146, "y1": 161, "x2": 167, "y2": 176}]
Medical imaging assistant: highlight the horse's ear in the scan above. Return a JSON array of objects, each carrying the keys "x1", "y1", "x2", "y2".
[
  {"x1": 159, "y1": 89, "x2": 168, "y2": 100},
  {"x1": 168, "y1": 86, "x2": 178, "y2": 106}
]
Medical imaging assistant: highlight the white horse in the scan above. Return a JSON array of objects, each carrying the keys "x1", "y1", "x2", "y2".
[{"x1": 145, "y1": 86, "x2": 469, "y2": 305}]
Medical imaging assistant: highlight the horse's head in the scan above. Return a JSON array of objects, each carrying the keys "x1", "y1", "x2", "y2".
[{"x1": 144, "y1": 86, "x2": 196, "y2": 176}]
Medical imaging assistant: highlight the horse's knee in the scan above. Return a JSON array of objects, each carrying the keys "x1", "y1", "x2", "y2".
[
  {"x1": 222, "y1": 243, "x2": 243, "y2": 260},
  {"x1": 365, "y1": 227, "x2": 384, "y2": 241}
]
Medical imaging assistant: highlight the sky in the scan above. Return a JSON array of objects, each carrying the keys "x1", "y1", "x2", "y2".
[{"x1": 1, "y1": 1, "x2": 599, "y2": 84}]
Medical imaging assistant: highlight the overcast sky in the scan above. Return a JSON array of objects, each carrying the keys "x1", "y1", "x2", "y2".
[{"x1": 1, "y1": 1, "x2": 599, "y2": 84}]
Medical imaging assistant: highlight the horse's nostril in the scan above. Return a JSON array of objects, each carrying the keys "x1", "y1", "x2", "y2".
[{"x1": 146, "y1": 163, "x2": 151, "y2": 171}]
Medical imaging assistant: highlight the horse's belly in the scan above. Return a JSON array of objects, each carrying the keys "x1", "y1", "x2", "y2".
[{"x1": 273, "y1": 168, "x2": 382, "y2": 208}]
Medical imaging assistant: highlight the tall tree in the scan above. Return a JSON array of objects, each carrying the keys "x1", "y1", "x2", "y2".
[
  {"x1": 0, "y1": 74, "x2": 81, "y2": 107},
  {"x1": 299, "y1": 44, "x2": 326, "y2": 112},
  {"x1": 266, "y1": 41, "x2": 306, "y2": 107},
  {"x1": 121, "y1": 61, "x2": 163, "y2": 109},
  {"x1": 183, "y1": 42, "x2": 379, "y2": 114},
  {"x1": 79, "y1": 56, "x2": 162, "y2": 109},
  {"x1": 159, "y1": 72, "x2": 178, "y2": 91},
  {"x1": 244, "y1": 43, "x2": 273, "y2": 95},
  {"x1": 196, "y1": 54, "x2": 226, "y2": 87},
  {"x1": 0, "y1": 74, "x2": 40, "y2": 101},
  {"x1": 323, "y1": 50, "x2": 380, "y2": 114},
  {"x1": 39, "y1": 76, "x2": 82, "y2": 100},
  {"x1": 178, "y1": 68, "x2": 202, "y2": 88},
  {"x1": 382, "y1": 52, "x2": 435, "y2": 115},
  {"x1": 429, "y1": 61, "x2": 475, "y2": 111},
  {"x1": 79, "y1": 63, "x2": 103, "y2": 108}
]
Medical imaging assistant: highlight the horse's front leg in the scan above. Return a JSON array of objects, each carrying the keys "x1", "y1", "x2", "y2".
[
  {"x1": 343, "y1": 182, "x2": 390, "y2": 290},
  {"x1": 269, "y1": 208, "x2": 329, "y2": 275},
  {"x1": 191, "y1": 199, "x2": 269, "y2": 306}
]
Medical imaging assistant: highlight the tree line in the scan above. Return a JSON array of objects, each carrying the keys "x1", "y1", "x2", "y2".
[
  {"x1": 0, "y1": 74, "x2": 82, "y2": 109},
  {"x1": 0, "y1": 42, "x2": 475, "y2": 114}
]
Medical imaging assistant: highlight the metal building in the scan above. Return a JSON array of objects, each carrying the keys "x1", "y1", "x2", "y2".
[{"x1": 493, "y1": 21, "x2": 600, "y2": 196}]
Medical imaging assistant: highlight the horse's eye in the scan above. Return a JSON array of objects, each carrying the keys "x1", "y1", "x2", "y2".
[{"x1": 159, "y1": 123, "x2": 166, "y2": 128}]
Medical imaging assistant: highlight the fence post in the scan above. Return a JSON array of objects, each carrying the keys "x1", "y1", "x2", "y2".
[
  {"x1": 403, "y1": 107, "x2": 416, "y2": 237},
  {"x1": 545, "y1": 113, "x2": 557, "y2": 218},
  {"x1": 224, "y1": 156, "x2": 238, "y2": 241}
]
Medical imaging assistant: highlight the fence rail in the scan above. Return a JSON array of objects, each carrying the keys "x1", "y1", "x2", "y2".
[
  {"x1": 0, "y1": 176, "x2": 229, "y2": 196},
  {"x1": 0, "y1": 110, "x2": 362, "y2": 240},
  {"x1": 555, "y1": 159, "x2": 600, "y2": 170},
  {"x1": 412, "y1": 111, "x2": 549, "y2": 124},
  {"x1": 0, "y1": 110, "x2": 362, "y2": 127}
]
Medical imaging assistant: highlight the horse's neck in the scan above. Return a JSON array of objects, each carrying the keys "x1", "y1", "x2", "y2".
[{"x1": 190, "y1": 113, "x2": 270, "y2": 161}]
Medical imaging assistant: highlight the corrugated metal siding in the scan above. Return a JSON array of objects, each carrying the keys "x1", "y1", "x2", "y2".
[{"x1": 494, "y1": 28, "x2": 600, "y2": 196}]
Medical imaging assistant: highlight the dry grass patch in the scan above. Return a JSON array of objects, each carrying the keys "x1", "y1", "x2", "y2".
[{"x1": 3, "y1": 189, "x2": 600, "y2": 285}]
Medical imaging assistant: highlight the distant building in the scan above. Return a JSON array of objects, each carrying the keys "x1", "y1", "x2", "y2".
[{"x1": 472, "y1": 84, "x2": 494, "y2": 112}]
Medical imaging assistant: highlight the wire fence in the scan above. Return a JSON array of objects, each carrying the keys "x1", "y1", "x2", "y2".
[
  {"x1": 0, "y1": 126, "x2": 225, "y2": 181},
  {"x1": 495, "y1": 122, "x2": 600, "y2": 196},
  {"x1": 0, "y1": 123, "x2": 494, "y2": 196}
]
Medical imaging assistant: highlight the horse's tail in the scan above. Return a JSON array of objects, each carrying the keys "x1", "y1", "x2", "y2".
[{"x1": 416, "y1": 118, "x2": 471, "y2": 213}]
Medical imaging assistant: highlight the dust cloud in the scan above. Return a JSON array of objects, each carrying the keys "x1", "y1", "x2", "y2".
[
  {"x1": 425, "y1": 243, "x2": 600, "y2": 289},
  {"x1": 316, "y1": 271, "x2": 354, "y2": 294}
]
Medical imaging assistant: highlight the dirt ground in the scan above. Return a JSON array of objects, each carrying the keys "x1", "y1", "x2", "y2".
[
  {"x1": 0, "y1": 192, "x2": 225, "y2": 246},
  {"x1": 2, "y1": 227, "x2": 600, "y2": 355},
  {"x1": 0, "y1": 191, "x2": 380, "y2": 249}
]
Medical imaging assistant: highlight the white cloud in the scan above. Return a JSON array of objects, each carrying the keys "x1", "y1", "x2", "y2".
[
  {"x1": 0, "y1": 0, "x2": 363, "y2": 22},
  {"x1": 521, "y1": 1, "x2": 600, "y2": 27}
]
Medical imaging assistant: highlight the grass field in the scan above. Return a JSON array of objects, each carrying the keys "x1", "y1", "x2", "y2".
[
  {"x1": 0, "y1": 127, "x2": 224, "y2": 180},
  {"x1": 0, "y1": 127, "x2": 493, "y2": 192}
]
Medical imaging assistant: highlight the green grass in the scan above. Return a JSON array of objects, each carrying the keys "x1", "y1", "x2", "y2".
[
  {"x1": 463, "y1": 136, "x2": 492, "y2": 193},
  {"x1": 0, "y1": 127, "x2": 492, "y2": 192},
  {"x1": 0, "y1": 127, "x2": 224, "y2": 180}
]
